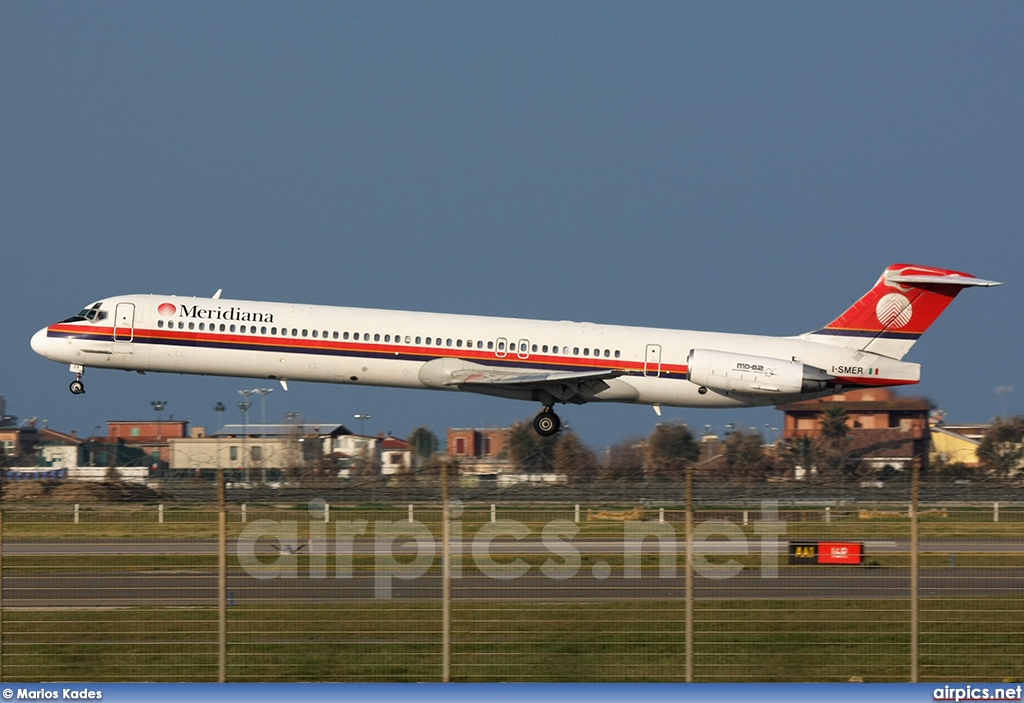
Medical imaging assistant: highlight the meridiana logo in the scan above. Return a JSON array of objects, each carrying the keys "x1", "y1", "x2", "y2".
[
  {"x1": 157, "y1": 303, "x2": 177, "y2": 317},
  {"x1": 876, "y1": 292, "x2": 912, "y2": 328}
]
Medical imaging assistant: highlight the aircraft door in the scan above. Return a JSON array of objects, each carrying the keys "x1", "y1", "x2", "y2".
[
  {"x1": 644, "y1": 344, "x2": 662, "y2": 377},
  {"x1": 495, "y1": 337, "x2": 508, "y2": 358},
  {"x1": 114, "y1": 303, "x2": 135, "y2": 342},
  {"x1": 517, "y1": 339, "x2": 530, "y2": 360}
]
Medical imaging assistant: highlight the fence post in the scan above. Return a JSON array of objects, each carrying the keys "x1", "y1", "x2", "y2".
[
  {"x1": 441, "y1": 462, "x2": 451, "y2": 682},
  {"x1": 994, "y1": 501, "x2": 999, "y2": 523},
  {"x1": 685, "y1": 461, "x2": 693, "y2": 683},
  {"x1": 910, "y1": 464, "x2": 920, "y2": 682},
  {"x1": 1, "y1": 483, "x2": 4, "y2": 683},
  {"x1": 241, "y1": 504, "x2": 246, "y2": 523},
  {"x1": 158, "y1": 503, "x2": 164, "y2": 524},
  {"x1": 490, "y1": 504, "x2": 496, "y2": 524},
  {"x1": 324, "y1": 502, "x2": 330, "y2": 524},
  {"x1": 575, "y1": 504, "x2": 580, "y2": 523},
  {"x1": 408, "y1": 504, "x2": 414, "y2": 523},
  {"x1": 218, "y1": 469, "x2": 227, "y2": 683},
  {"x1": 825, "y1": 506, "x2": 831, "y2": 523},
  {"x1": 74, "y1": 503, "x2": 79, "y2": 524}
]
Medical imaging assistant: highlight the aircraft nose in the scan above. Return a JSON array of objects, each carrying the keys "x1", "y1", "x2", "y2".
[{"x1": 30, "y1": 328, "x2": 50, "y2": 357}]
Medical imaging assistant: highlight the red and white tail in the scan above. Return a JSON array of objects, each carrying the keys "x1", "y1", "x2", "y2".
[{"x1": 802, "y1": 264, "x2": 1000, "y2": 360}]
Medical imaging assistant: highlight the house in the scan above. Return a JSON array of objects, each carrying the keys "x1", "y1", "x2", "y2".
[
  {"x1": 447, "y1": 427, "x2": 512, "y2": 474},
  {"x1": 930, "y1": 424, "x2": 988, "y2": 468},
  {"x1": 779, "y1": 388, "x2": 934, "y2": 472},
  {"x1": 380, "y1": 436, "x2": 413, "y2": 476}
]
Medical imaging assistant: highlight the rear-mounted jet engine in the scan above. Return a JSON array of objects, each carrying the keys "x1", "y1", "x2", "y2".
[{"x1": 686, "y1": 348, "x2": 836, "y2": 397}]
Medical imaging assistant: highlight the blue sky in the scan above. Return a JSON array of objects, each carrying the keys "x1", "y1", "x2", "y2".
[{"x1": 2, "y1": 2, "x2": 1021, "y2": 449}]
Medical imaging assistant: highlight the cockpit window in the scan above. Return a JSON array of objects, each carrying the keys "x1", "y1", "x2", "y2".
[{"x1": 60, "y1": 302, "x2": 107, "y2": 324}]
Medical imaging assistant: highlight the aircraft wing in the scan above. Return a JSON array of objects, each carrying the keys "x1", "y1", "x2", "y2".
[
  {"x1": 444, "y1": 365, "x2": 626, "y2": 404},
  {"x1": 449, "y1": 367, "x2": 622, "y2": 388}
]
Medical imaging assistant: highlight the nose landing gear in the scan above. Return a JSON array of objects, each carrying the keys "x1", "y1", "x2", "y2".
[
  {"x1": 533, "y1": 407, "x2": 561, "y2": 437},
  {"x1": 69, "y1": 365, "x2": 85, "y2": 395}
]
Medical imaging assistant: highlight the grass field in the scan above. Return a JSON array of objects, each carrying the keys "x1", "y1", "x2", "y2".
[
  {"x1": 1, "y1": 502, "x2": 1021, "y2": 541},
  {"x1": 1, "y1": 502, "x2": 1021, "y2": 683},
  {"x1": 3, "y1": 598, "x2": 1022, "y2": 683}
]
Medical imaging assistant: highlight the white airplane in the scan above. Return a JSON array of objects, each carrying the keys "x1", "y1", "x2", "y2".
[{"x1": 31, "y1": 264, "x2": 998, "y2": 436}]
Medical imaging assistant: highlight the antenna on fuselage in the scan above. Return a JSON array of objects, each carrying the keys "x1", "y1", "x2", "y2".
[{"x1": 212, "y1": 289, "x2": 222, "y2": 299}]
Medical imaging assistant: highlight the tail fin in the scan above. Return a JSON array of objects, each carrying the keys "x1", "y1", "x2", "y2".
[{"x1": 802, "y1": 263, "x2": 1000, "y2": 360}]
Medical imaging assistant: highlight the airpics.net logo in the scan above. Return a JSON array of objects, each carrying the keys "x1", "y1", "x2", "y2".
[
  {"x1": 157, "y1": 303, "x2": 177, "y2": 318},
  {"x1": 876, "y1": 292, "x2": 912, "y2": 328}
]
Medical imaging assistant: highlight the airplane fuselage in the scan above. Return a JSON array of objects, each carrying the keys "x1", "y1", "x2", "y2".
[
  {"x1": 31, "y1": 293, "x2": 918, "y2": 410},
  {"x1": 33, "y1": 264, "x2": 997, "y2": 435}
]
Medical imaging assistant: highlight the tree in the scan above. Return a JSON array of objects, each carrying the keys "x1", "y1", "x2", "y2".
[
  {"x1": 553, "y1": 431, "x2": 599, "y2": 484},
  {"x1": 508, "y1": 420, "x2": 559, "y2": 473},
  {"x1": 722, "y1": 430, "x2": 770, "y2": 482},
  {"x1": 645, "y1": 422, "x2": 699, "y2": 482},
  {"x1": 977, "y1": 418, "x2": 1024, "y2": 478},
  {"x1": 600, "y1": 438, "x2": 646, "y2": 482},
  {"x1": 783, "y1": 435, "x2": 818, "y2": 479},
  {"x1": 407, "y1": 426, "x2": 438, "y2": 469},
  {"x1": 817, "y1": 405, "x2": 852, "y2": 479}
]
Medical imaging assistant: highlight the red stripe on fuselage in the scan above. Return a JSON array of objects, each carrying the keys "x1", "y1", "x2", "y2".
[{"x1": 49, "y1": 324, "x2": 689, "y2": 377}]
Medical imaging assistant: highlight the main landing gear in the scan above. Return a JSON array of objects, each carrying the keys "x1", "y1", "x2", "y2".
[
  {"x1": 533, "y1": 406, "x2": 561, "y2": 437},
  {"x1": 69, "y1": 365, "x2": 85, "y2": 395}
]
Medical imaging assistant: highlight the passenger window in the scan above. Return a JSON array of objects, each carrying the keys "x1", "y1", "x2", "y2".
[
  {"x1": 426, "y1": 337, "x2": 432, "y2": 345},
  {"x1": 615, "y1": 350, "x2": 621, "y2": 358},
  {"x1": 584, "y1": 348, "x2": 590, "y2": 356},
  {"x1": 498, "y1": 341, "x2": 505, "y2": 351},
  {"x1": 271, "y1": 327, "x2": 277, "y2": 335},
  {"x1": 251, "y1": 326, "x2": 257, "y2": 334},
  {"x1": 416, "y1": 336, "x2": 422, "y2": 344},
  {"x1": 333, "y1": 331, "x2": 339, "y2": 339},
  {"x1": 292, "y1": 328, "x2": 298, "y2": 336},
  {"x1": 374, "y1": 333, "x2": 380, "y2": 342},
  {"x1": 220, "y1": 324, "x2": 227, "y2": 332},
  {"x1": 343, "y1": 332, "x2": 350, "y2": 340},
  {"x1": 384, "y1": 334, "x2": 391, "y2": 342},
  {"x1": 313, "y1": 330, "x2": 319, "y2": 338},
  {"x1": 477, "y1": 341, "x2": 483, "y2": 349},
  {"x1": 188, "y1": 322, "x2": 195, "y2": 331},
  {"x1": 509, "y1": 343, "x2": 516, "y2": 352},
  {"x1": 532, "y1": 344, "x2": 538, "y2": 352},
  {"x1": 457, "y1": 339, "x2": 463, "y2": 347},
  {"x1": 404, "y1": 336, "x2": 411, "y2": 343},
  {"x1": 157, "y1": 320, "x2": 164, "y2": 328},
  {"x1": 229, "y1": 325, "x2": 236, "y2": 332},
  {"x1": 573, "y1": 347, "x2": 579, "y2": 355},
  {"x1": 446, "y1": 338, "x2": 452, "y2": 346},
  {"x1": 604, "y1": 349, "x2": 610, "y2": 357}
]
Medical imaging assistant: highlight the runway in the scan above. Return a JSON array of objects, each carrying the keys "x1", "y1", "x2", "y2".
[{"x1": 4, "y1": 567, "x2": 1022, "y2": 607}]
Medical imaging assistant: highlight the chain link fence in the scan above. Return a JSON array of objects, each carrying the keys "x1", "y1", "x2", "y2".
[{"x1": 0, "y1": 474, "x2": 1021, "y2": 682}]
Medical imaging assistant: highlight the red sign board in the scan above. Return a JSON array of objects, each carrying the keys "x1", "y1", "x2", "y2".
[{"x1": 817, "y1": 541, "x2": 864, "y2": 565}]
